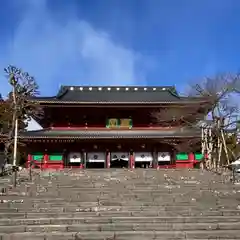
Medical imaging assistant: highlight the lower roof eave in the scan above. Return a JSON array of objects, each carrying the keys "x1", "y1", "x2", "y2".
[{"x1": 19, "y1": 135, "x2": 200, "y2": 140}]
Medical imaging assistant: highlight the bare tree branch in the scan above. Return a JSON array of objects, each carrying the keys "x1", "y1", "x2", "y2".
[{"x1": 152, "y1": 73, "x2": 240, "y2": 169}]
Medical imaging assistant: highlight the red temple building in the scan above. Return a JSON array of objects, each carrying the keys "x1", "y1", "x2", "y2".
[{"x1": 19, "y1": 86, "x2": 210, "y2": 169}]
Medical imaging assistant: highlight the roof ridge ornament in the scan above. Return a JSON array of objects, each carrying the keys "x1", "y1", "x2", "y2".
[{"x1": 65, "y1": 86, "x2": 175, "y2": 92}]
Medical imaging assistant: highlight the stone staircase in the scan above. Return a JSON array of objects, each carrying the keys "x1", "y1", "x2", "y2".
[{"x1": 0, "y1": 168, "x2": 240, "y2": 239}]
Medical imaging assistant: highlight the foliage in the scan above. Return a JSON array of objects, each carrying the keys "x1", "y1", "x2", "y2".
[{"x1": 0, "y1": 65, "x2": 42, "y2": 164}]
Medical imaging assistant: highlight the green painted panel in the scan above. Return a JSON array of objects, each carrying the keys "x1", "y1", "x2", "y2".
[
  {"x1": 49, "y1": 154, "x2": 63, "y2": 161},
  {"x1": 195, "y1": 153, "x2": 203, "y2": 161},
  {"x1": 32, "y1": 154, "x2": 44, "y2": 161},
  {"x1": 129, "y1": 119, "x2": 133, "y2": 129},
  {"x1": 176, "y1": 153, "x2": 188, "y2": 160}
]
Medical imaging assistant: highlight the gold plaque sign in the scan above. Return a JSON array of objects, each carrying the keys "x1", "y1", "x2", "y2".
[
  {"x1": 119, "y1": 119, "x2": 132, "y2": 128},
  {"x1": 107, "y1": 118, "x2": 118, "y2": 128},
  {"x1": 106, "y1": 118, "x2": 133, "y2": 129}
]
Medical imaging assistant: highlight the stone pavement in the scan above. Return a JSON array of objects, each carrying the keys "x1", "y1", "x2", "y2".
[{"x1": 0, "y1": 168, "x2": 240, "y2": 239}]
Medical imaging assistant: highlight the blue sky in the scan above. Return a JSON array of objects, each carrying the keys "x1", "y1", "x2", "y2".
[{"x1": 1, "y1": 0, "x2": 240, "y2": 97}]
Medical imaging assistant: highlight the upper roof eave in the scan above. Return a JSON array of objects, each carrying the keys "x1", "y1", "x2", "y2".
[{"x1": 29, "y1": 99, "x2": 212, "y2": 105}]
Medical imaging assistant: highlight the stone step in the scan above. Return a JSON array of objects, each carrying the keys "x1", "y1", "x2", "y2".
[
  {"x1": 0, "y1": 197, "x2": 238, "y2": 204},
  {"x1": 25, "y1": 190, "x2": 233, "y2": 194},
  {"x1": 7, "y1": 185, "x2": 232, "y2": 189},
  {"x1": 29, "y1": 180, "x2": 230, "y2": 184},
  {"x1": 0, "y1": 195, "x2": 233, "y2": 202},
  {"x1": 21, "y1": 185, "x2": 237, "y2": 190},
  {"x1": 20, "y1": 185, "x2": 232, "y2": 189},
  {"x1": 0, "y1": 230, "x2": 239, "y2": 240},
  {"x1": 3, "y1": 189, "x2": 238, "y2": 194},
  {"x1": 5, "y1": 193, "x2": 230, "y2": 199},
  {"x1": 0, "y1": 216, "x2": 239, "y2": 226},
  {"x1": 4, "y1": 192, "x2": 236, "y2": 198},
  {"x1": 1, "y1": 209, "x2": 240, "y2": 219},
  {"x1": 0, "y1": 169, "x2": 238, "y2": 237},
  {"x1": 10, "y1": 177, "x2": 232, "y2": 182},
  {"x1": 1, "y1": 221, "x2": 240, "y2": 233},
  {"x1": 0, "y1": 202, "x2": 238, "y2": 210},
  {"x1": 15, "y1": 191, "x2": 232, "y2": 197},
  {"x1": 0, "y1": 198, "x2": 225, "y2": 204},
  {"x1": 0, "y1": 205, "x2": 236, "y2": 212},
  {"x1": 25, "y1": 185, "x2": 234, "y2": 188}
]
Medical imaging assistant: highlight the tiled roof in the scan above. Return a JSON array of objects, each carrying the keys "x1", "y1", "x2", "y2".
[{"x1": 30, "y1": 86, "x2": 208, "y2": 104}]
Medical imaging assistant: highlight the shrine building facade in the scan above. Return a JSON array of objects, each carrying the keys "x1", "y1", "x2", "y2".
[{"x1": 19, "y1": 86, "x2": 210, "y2": 169}]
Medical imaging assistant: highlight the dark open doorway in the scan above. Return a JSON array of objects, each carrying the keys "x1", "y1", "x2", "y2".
[
  {"x1": 134, "y1": 152, "x2": 153, "y2": 168},
  {"x1": 86, "y1": 152, "x2": 105, "y2": 168},
  {"x1": 110, "y1": 152, "x2": 129, "y2": 168},
  {"x1": 86, "y1": 162, "x2": 105, "y2": 168},
  {"x1": 110, "y1": 159, "x2": 129, "y2": 168},
  {"x1": 135, "y1": 161, "x2": 152, "y2": 168}
]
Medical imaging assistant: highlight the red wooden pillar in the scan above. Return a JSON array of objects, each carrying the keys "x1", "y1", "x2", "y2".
[
  {"x1": 129, "y1": 152, "x2": 135, "y2": 169},
  {"x1": 81, "y1": 151, "x2": 86, "y2": 169},
  {"x1": 188, "y1": 152, "x2": 195, "y2": 168},
  {"x1": 79, "y1": 162, "x2": 83, "y2": 169},
  {"x1": 106, "y1": 151, "x2": 110, "y2": 168},
  {"x1": 43, "y1": 154, "x2": 49, "y2": 169},
  {"x1": 27, "y1": 154, "x2": 32, "y2": 168},
  {"x1": 79, "y1": 151, "x2": 84, "y2": 169}
]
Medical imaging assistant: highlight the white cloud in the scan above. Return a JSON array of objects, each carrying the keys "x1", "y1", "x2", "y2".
[{"x1": 1, "y1": 0, "x2": 146, "y2": 96}]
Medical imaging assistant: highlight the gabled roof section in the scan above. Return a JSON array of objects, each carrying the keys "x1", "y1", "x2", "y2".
[
  {"x1": 31, "y1": 85, "x2": 213, "y2": 105},
  {"x1": 30, "y1": 85, "x2": 190, "y2": 104},
  {"x1": 58, "y1": 86, "x2": 181, "y2": 103}
]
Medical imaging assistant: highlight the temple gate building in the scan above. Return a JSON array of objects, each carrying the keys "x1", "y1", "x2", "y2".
[{"x1": 19, "y1": 86, "x2": 210, "y2": 169}]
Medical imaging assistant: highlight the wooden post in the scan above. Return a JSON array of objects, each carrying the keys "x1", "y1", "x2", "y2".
[
  {"x1": 221, "y1": 129, "x2": 230, "y2": 166},
  {"x1": 106, "y1": 151, "x2": 110, "y2": 168},
  {"x1": 43, "y1": 154, "x2": 48, "y2": 169},
  {"x1": 27, "y1": 154, "x2": 32, "y2": 168},
  {"x1": 153, "y1": 148, "x2": 158, "y2": 169},
  {"x1": 129, "y1": 151, "x2": 135, "y2": 169},
  {"x1": 171, "y1": 150, "x2": 176, "y2": 168},
  {"x1": 13, "y1": 118, "x2": 18, "y2": 167},
  {"x1": 82, "y1": 152, "x2": 87, "y2": 168},
  {"x1": 188, "y1": 153, "x2": 195, "y2": 168},
  {"x1": 12, "y1": 84, "x2": 18, "y2": 188},
  {"x1": 62, "y1": 149, "x2": 66, "y2": 169},
  {"x1": 79, "y1": 150, "x2": 83, "y2": 169}
]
